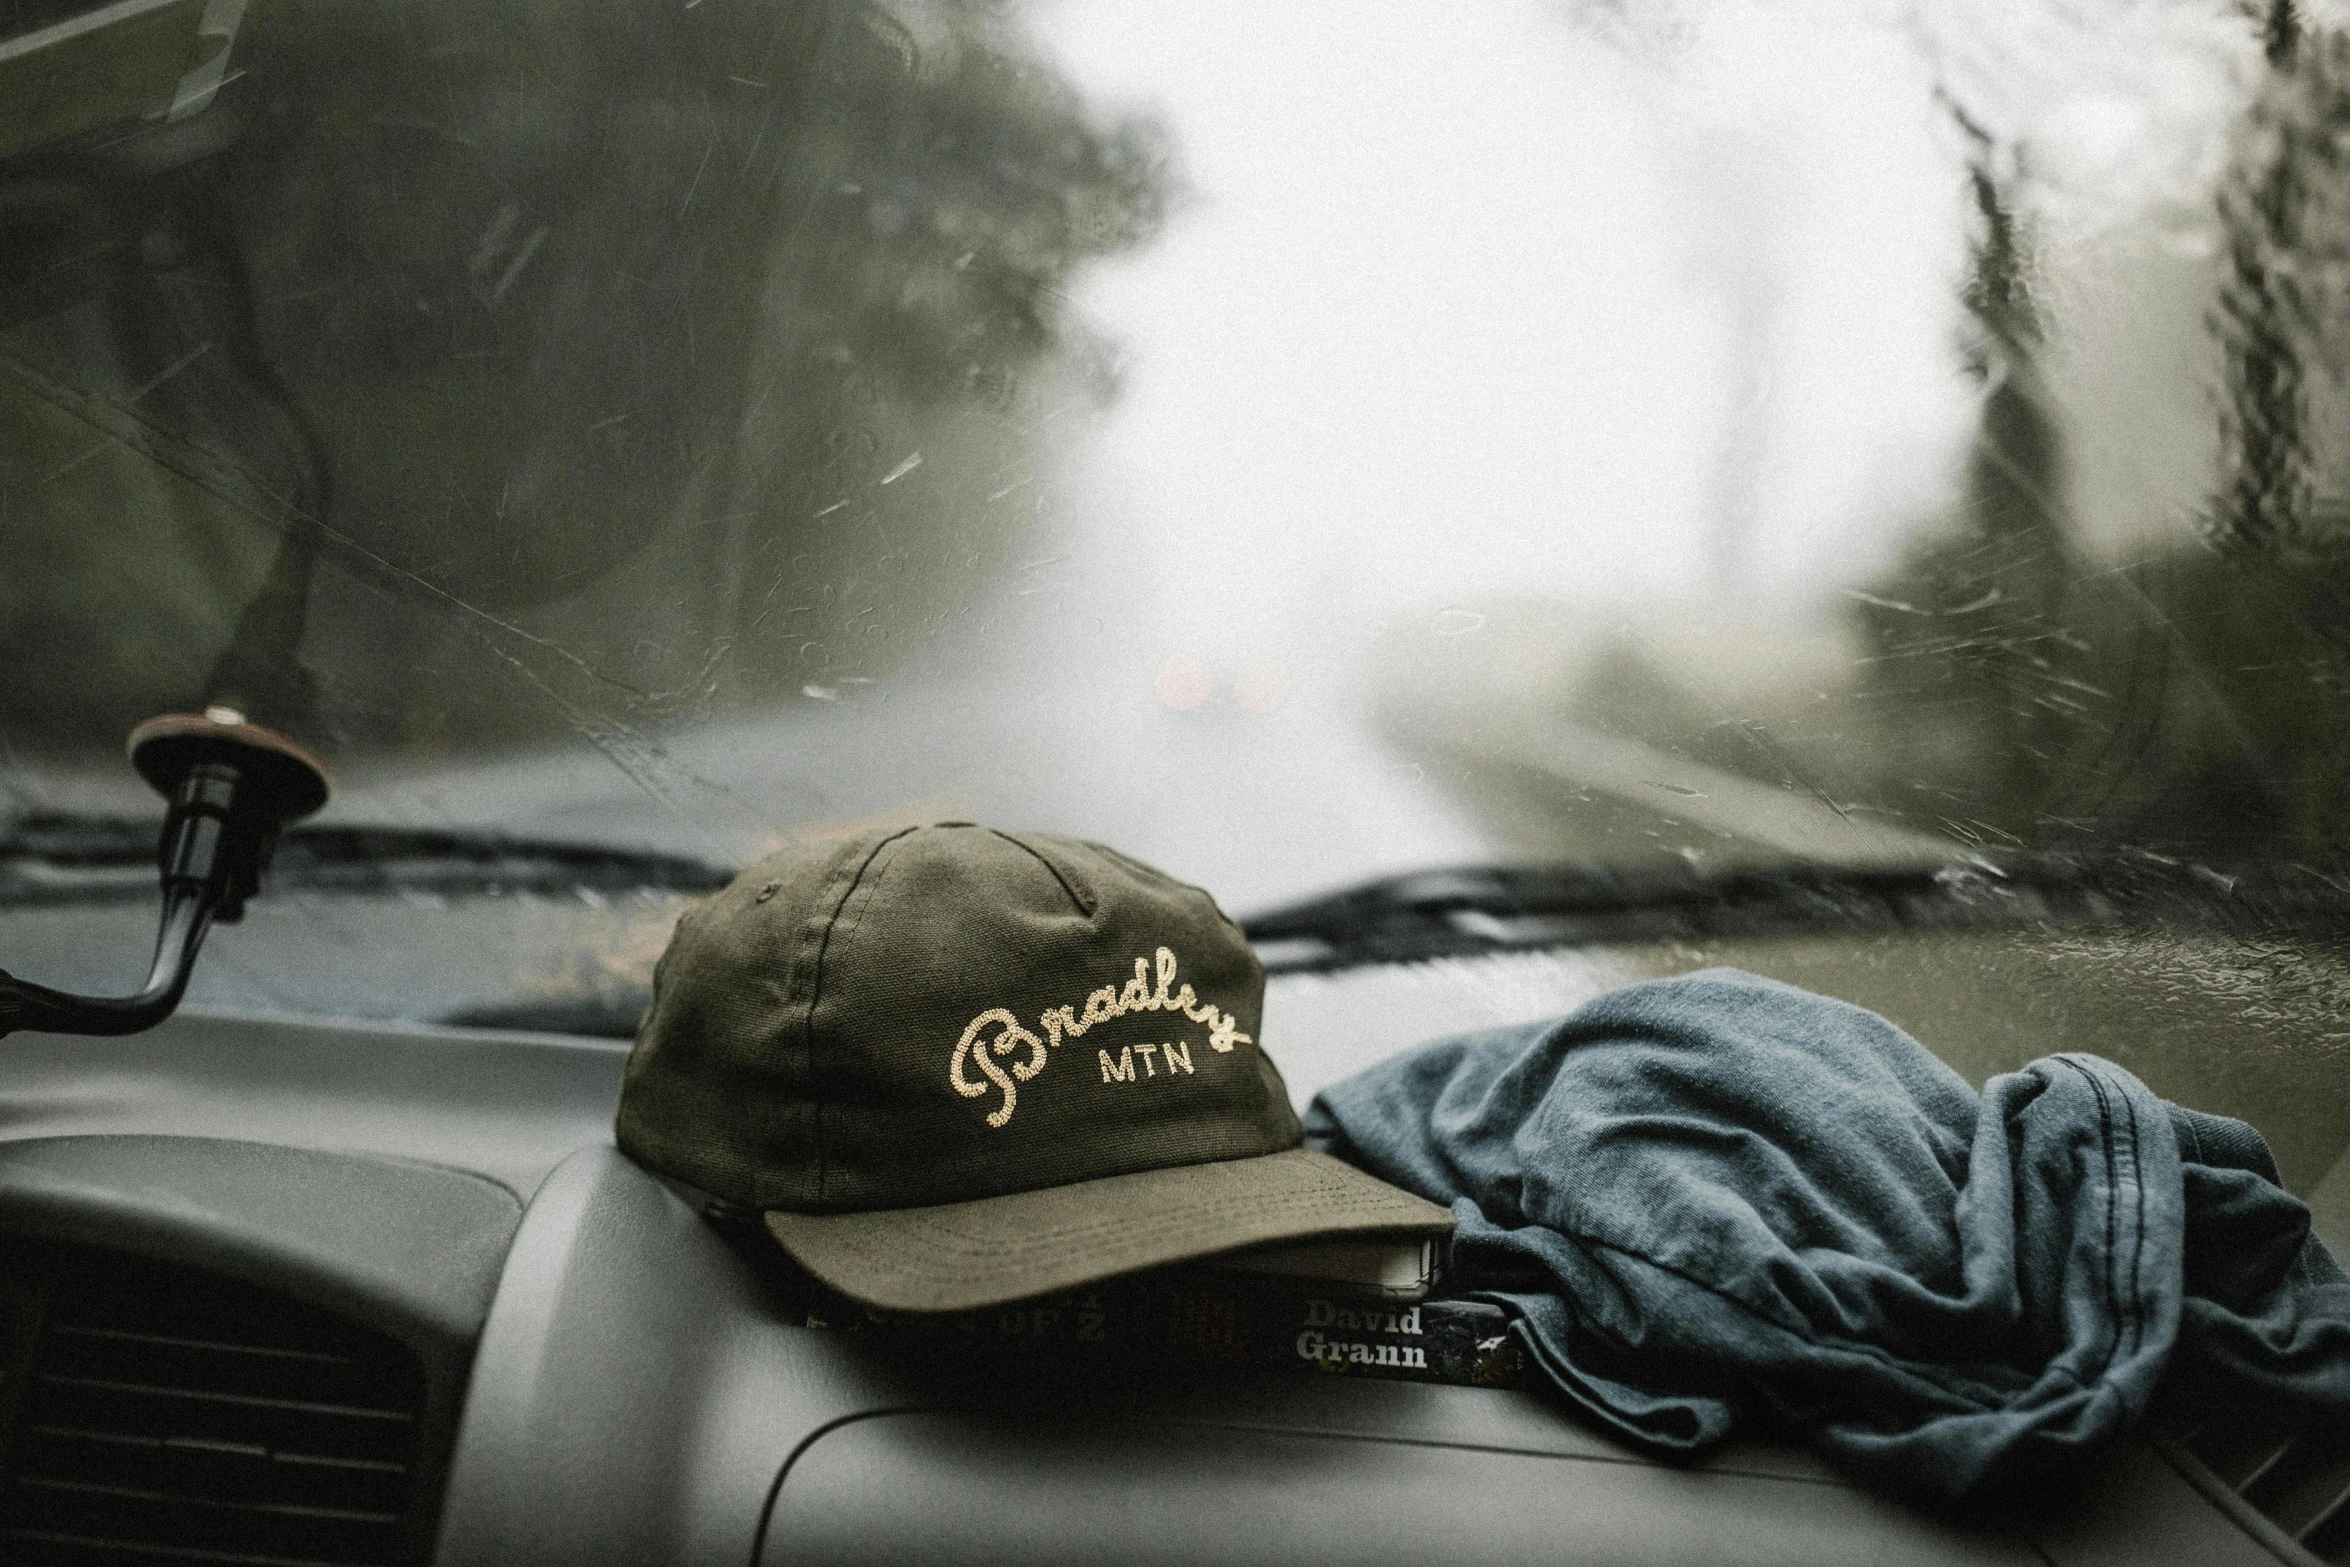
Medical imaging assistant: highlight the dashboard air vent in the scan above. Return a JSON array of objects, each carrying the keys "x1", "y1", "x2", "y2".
[
  {"x1": 2175, "y1": 1419, "x2": 2350, "y2": 1566},
  {"x1": 1, "y1": 1251, "x2": 427, "y2": 1566}
]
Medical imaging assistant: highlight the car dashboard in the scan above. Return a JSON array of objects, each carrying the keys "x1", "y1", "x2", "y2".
[{"x1": 1, "y1": 938, "x2": 2345, "y2": 1567}]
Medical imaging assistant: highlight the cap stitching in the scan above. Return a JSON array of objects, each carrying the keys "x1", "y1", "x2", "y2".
[
  {"x1": 946, "y1": 945, "x2": 1254, "y2": 1129},
  {"x1": 768, "y1": 1148, "x2": 1445, "y2": 1251},
  {"x1": 804, "y1": 826, "x2": 919, "y2": 1209},
  {"x1": 986, "y1": 828, "x2": 1097, "y2": 915},
  {"x1": 828, "y1": 1193, "x2": 1428, "y2": 1265}
]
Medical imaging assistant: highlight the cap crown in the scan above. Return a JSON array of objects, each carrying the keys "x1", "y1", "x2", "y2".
[{"x1": 616, "y1": 823, "x2": 1301, "y2": 1211}]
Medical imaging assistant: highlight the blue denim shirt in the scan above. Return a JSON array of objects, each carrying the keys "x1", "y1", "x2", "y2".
[{"x1": 1304, "y1": 968, "x2": 2350, "y2": 1498}]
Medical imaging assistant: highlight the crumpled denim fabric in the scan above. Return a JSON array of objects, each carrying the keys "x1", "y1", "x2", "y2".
[{"x1": 1303, "y1": 968, "x2": 2350, "y2": 1498}]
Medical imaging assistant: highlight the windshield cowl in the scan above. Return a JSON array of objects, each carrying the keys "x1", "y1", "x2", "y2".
[
  {"x1": 0, "y1": 813, "x2": 733, "y2": 907},
  {"x1": 1239, "y1": 853, "x2": 2350, "y2": 974}
]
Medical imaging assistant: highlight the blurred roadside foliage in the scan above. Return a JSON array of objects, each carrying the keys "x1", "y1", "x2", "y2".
[
  {"x1": 1851, "y1": 15, "x2": 2350, "y2": 865},
  {"x1": 1365, "y1": 7, "x2": 2350, "y2": 874},
  {"x1": 0, "y1": 0, "x2": 1167, "y2": 757}
]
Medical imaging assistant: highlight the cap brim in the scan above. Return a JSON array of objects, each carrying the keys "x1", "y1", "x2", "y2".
[{"x1": 764, "y1": 1145, "x2": 1454, "y2": 1313}]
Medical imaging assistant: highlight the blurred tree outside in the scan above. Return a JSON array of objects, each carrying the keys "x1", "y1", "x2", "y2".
[
  {"x1": 1369, "y1": 3, "x2": 2350, "y2": 874},
  {"x1": 0, "y1": 0, "x2": 1168, "y2": 762},
  {"x1": 1852, "y1": 14, "x2": 2350, "y2": 864}
]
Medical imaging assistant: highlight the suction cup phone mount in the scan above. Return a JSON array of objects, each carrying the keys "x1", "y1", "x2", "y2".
[{"x1": 0, "y1": 708, "x2": 330, "y2": 1039}]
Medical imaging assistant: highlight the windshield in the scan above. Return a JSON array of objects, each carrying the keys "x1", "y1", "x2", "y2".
[{"x1": 3, "y1": 3, "x2": 2345, "y2": 980}]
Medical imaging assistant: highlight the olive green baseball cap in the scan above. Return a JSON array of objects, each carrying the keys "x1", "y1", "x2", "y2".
[{"x1": 615, "y1": 822, "x2": 1450, "y2": 1312}]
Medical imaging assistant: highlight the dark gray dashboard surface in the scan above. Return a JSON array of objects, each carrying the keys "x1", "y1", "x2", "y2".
[
  {"x1": 442, "y1": 1145, "x2": 2285, "y2": 1567},
  {"x1": 0, "y1": 1007, "x2": 2310, "y2": 1567},
  {"x1": 0, "y1": 1005, "x2": 628, "y2": 1199},
  {"x1": 772, "y1": 1415, "x2": 2032, "y2": 1567},
  {"x1": 0, "y1": 1134, "x2": 519, "y2": 1359}
]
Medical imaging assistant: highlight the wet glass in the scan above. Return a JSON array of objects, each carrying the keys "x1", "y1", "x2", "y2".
[{"x1": 6, "y1": 0, "x2": 2350, "y2": 1089}]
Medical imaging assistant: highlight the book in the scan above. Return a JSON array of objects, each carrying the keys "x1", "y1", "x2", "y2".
[
  {"x1": 697, "y1": 1201, "x2": 1525, "y2": 1389},
  {"x1": 1208, "y1": 1236, "x2": 1442, "y2": 1300},
  {"x1": 772, "y1": 1264, "x2": 1525, "y2": 1390}
]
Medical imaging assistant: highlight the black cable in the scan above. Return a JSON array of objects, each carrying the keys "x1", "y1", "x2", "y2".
[
  {"x1": 173, "y1": 165, "x2": 332, "y2": 735},
  {"x1": 0, "y1": 721, "x2": 330, "y2": 1039},
  {"x1": 0, "y1": 887, "x2": 211, "y2": 1037}
]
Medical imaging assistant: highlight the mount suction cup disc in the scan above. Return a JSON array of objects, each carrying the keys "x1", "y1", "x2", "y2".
[{"x1": 127, "y1": 711, "x2": 333, "y2": 823}]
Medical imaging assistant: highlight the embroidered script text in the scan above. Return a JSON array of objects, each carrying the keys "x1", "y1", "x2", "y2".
[{"x1": 948, "y1": 947, "x2": 1248, "y2": 1127}]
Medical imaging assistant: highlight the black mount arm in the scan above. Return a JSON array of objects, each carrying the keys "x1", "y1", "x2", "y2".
[
  {"x1": 0, "y1": 86, "x2": 335, "y2": 1041},
  {"x1": 0, "y1": 712, "x2": 330, "y2": 1039}
]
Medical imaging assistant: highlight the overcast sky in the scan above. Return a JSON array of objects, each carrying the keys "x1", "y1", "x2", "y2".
[{"x1": 1025, "y1": 0, "x2": 1981, "y2": 645}]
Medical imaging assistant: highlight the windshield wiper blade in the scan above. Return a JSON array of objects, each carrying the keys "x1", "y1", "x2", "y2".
[
  {"x1": 1237, "y1": 853, "x2": 2350, "y2": 974},
  {"x1": 0, "y1": 812, "x2": 735, "y2": 906},
  {"x1": 439, "y1": 996, "x2": 653, "y2": 1038}
]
